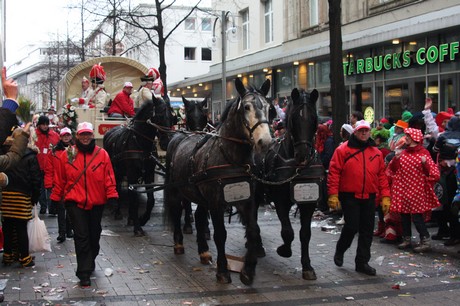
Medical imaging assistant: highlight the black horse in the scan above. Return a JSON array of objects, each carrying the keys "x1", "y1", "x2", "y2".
[
  {"x1": 260, "y1": 88, "x2": 323, "y2": 280},
  {"x1": 180, "y1": 96, "x2": 211, "y2": 236},
  {"x1": 103, "y1": 97, "x2": 170, "y2": 236},
  {"x1": 164, "y1": 78, "x2": 272, "y2": 285}
]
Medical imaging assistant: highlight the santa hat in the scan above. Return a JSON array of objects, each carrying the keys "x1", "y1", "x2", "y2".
[
  {"x1": 89, "y1": 63, "x2": 106, "y2": 84},
  {"x1": 141, "y1": 67, "x2": 160, "y2": 82}
]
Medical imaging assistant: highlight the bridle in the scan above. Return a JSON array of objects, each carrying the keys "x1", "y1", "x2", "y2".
[
  {"x1": 287, "y1": 92, "x2": 317, "y2": 166},
  {"x1": 240, "y1": 92, "x2": 270, "y2": 141}
]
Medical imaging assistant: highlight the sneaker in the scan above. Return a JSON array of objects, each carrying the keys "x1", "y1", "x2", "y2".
[
  {"x1": 336, "y1": 216, "x2": 345, "y2": 225},
  {"x1": 333, "y1": 252, "x2": 343, "y2": 267},
  {"x1": 20, "y1": 255, "x2": 35, "y2": 268},
  {"x1": 398, "y1": 237, "x2": 412, "y2": 250}
]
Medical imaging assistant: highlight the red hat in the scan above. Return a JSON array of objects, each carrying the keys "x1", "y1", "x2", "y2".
[
  {"x1": 141, "y1": 67, "x2": 160, "y2": 82},
  {"x1": 89, "y1": 63, "x2": 106, "y2": 84},
  {"x1": 123, "y1": 81, "x2": 133, "y2": 88},
  {"x1": 404, "y1": 128, "x2": 423, "y2": 143},
  {"x1": 435, "y1": 111, "x2": 453, "y2": 128},
  {"x1": 380, "y1": 118, "x2": 389, "y2": 124}
]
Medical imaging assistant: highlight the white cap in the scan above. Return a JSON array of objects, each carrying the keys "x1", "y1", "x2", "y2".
[
  {"x1": 354, "y1": 120, "x2": 371, "y2": 132},
  {"x1": 124, "y1": 81, "x2": 133, "y2": 88},
  {"x1": 77, "y1": 122, "x2": 94, "y2": 134},
  {"x1": 60, "y1": 127, "x2": 72, "y2": 136},
  {"x1": 341, "y1": 124, "x2": 354, "y2": 135}
]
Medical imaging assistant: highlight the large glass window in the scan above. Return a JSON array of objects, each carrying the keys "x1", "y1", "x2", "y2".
[
  {"x1": 264, "y1": 0, "x2": 273, "y2": 43},
  {"x1": 242, "y1": 10, "x2": 250, "y2": 50}
]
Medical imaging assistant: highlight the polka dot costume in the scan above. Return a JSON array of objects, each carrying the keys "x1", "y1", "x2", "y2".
[{"x1": 386, "y1": 144, "x2": 440, "y2": 214}]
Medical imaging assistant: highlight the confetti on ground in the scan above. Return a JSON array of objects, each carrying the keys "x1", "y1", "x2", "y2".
[{"x1": 345, "y1": 296, "x2": 354, "y2": 300}]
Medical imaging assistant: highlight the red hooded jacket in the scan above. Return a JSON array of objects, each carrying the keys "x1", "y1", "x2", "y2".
[
  {"x1": 328, "y1": 138, "x2": 390, "y2": 199},
  {"x1": 50, "y1": 145, "x2": 118, "y2": 210}
]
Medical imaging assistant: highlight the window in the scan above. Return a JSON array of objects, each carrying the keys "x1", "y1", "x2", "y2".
[
  {"x1": 201, "y1": 48, "x2": 212, "y2": 61},
  {"x1": 310, "y1": 0, "x2": 319, "y2": 27},
  {"x1": 242, "y1": 9, "x2": 250, "y2": 50},
  {"x1": 184, "y1": 47, "x2": 196, "y2": 60},
  {"x1": 264, "y1": 0, "x2": 273, "y2": 43},
  {"x1": 185, "y1": 18, "x2": 196, "y2": 31},
  {"x1": 201, "y1": 18, "x2": 211, "y2": 32}
]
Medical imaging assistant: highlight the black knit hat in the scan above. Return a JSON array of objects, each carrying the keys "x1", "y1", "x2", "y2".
[
  {"x1": 37, "y1": 115, "x2": 50, "y2": 126},
  {"x1": 439, "y1": 143, "x2": 458, "y2": 160}
]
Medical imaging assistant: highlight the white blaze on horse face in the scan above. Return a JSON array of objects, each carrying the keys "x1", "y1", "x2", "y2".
[{"x1": 244, "y1": 99, "x2": 272, "y2": 153}]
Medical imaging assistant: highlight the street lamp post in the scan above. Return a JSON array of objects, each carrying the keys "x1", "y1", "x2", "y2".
[
  {"x1": 212, "y1": 11, "x2": 236, "y2": 114},
  {"x1": 221, "y1": 10, "x2": 227, "y2": 114}
]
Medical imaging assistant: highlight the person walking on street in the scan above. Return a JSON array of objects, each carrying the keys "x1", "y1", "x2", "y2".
[
  {"x1": 386, "y1": 128, "x2": 440, "y2": 253},
  {"x1": 1, "y1": 137, "x2": 41, "y2": 267},
  {"x1": 35, "y1": 115, "x2": 60, "y2": 215},
  {"x1": 46, "y1": 127, "x2": 75, "y2": 243},
  {"x1": 328, "y1": 120, "x2": 390, "y2": 276},
  {"x1": 50, "y1": 122, "x2": 118, "y2": 287}
]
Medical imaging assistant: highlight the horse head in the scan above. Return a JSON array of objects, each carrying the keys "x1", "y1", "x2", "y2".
[
  {"x1": 182, "y1": 96, "x2": 208, "y2": 131},
  {"x1": 286, "y1": 88, "x2": 319, "y2": 165},
  {"x1": 229, "y1": 77, "x2": 273, "y2": 154}
]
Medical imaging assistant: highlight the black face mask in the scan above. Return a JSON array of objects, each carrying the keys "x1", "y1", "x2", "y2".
[{"x1": 76, "y1": 138, "x2": 96, "y2": 153}]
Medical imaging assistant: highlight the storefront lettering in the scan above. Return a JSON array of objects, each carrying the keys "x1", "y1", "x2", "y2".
[{"x1": 344, "y1": 41, "x2": 459, "y2": 75}]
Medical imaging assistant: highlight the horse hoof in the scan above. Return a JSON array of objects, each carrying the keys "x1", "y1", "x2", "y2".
[
  {"x1": 134, "y1": 229, "x2": 145, "y2": 237},
  {"x1": 302, "y1": 269, "x2": 317, "y2": 280},
  {"x1": 183, "y1": 225, "x2": 193, "y2": 234},
  {"x1": 276, "y1": 245, "x2": 292, "y2": 258},
  {"x1": 240, "y1": 269, "x2": 254, "y2": 286},
  {"x1": 216, "y1": 272, "x2": 232, "y2": 284},
  {"x1": 199, "y1": 251, "x2": 212, "y2": 265},
  {"x1": 114, "y1": 212, "x2": 123, "y2": 220},
  {"x1": 174, "y1": 244, "x2": 185, "y2": 255}
]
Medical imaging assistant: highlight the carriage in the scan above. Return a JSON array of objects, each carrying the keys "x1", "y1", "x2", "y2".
[{"x1": 57, "y1": 56, "x2": 150, "y2": 145}]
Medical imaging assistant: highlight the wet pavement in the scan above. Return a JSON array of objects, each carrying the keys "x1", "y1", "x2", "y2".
[{"x1": 0, "y1": 191, "x2": 459, "y2": 305}]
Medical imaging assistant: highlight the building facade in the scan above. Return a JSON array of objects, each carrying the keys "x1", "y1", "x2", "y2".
[{"x1": 169, "y1": 0, "x2": 460, "y2": 124}]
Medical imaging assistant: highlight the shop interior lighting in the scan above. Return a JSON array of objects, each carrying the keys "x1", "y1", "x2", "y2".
[{"x1": 392, "y1": 39, "x2": 400, "y2": 44}]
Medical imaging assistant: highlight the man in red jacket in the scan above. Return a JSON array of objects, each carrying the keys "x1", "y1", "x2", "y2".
[
  {"x1": 107, "y1": 82, "x2": 135, "y2": 118},
  {"x1": 35, "y1": 115, "x2": 60, "y2": 215},
  {"x1": 328, "y1": 120, "x2": 391, "y2": 276},
  {"x1": 50, "y1": 122, "x2": 118, "y2": 287}
]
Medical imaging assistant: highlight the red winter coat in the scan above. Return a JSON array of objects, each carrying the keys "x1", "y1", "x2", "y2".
[
  {"x1": 386, "y1": 144, "x2": 440, "y2": 214},
  {"x1": 50, "y1": 145, "x2": 118, "y2": 210},
  {"x1": 35, "y1": 128, "x2": 60, "y2": 173},
  {"x1": 328, "y1": 139, "x2": 390, "y2": 199},
  {"x1": 108, "y1": 91, "x2": 135, "y2": 117}
]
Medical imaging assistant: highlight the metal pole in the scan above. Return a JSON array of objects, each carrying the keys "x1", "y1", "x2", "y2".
[{"x1": 221, "y1": 10, "x2": 226, "y2": 114}]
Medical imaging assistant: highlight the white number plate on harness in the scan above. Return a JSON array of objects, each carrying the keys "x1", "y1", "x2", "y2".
[
  {"x1": 293, "y1": 182, "x2": 319, "y2": 203},
  {"x1": 223, "y1": 181, "x2": 251, "y2": 203}
]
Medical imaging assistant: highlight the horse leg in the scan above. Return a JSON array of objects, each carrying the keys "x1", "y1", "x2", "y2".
[
  {"x1": 196, "y1": 206, "x2": 211, "y2": 240},
  {"x1": 298, "y1": 205, "x2": 316, "y2": 280},
  {"x1": 239, "y1": 200, "x2": 260, "y2": 286},
  {"x1": 195, "y1": 205, "x2": 211, "y2": 264},
  {"x1": 129, "y1": 189, "x2": 144, "y2": 237},
  {"x1": 209, "y1": 208, "x2": 231, "y2": 284},
  {"x1": 274, "y1": 200, "x2": 295, "y2": 258},
  {"x1": 182, "y1": 200, "x2": 193, "y2": 234},
  {"x1": 139, "y1": 189, "x2": 155, "y2": 226}
]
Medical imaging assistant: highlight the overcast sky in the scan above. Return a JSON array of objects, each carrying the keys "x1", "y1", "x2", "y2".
[{"x1": 4, "y1": 0, "x2": 211, "y2": 65}]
